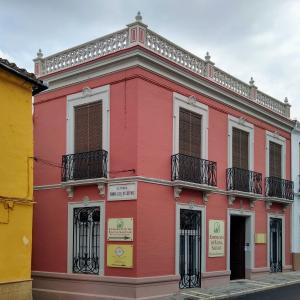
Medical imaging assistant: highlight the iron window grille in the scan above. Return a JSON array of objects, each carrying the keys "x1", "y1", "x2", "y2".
[
  {"x1": 226, "y1": 167, "x2": 262, "y2": 194},
  {"x1": 61, "y1": 149, "x2": 108, "y2": 181},
  {"x1": 72, "y1": 206, "x2": 100, "y2": 274},
  {"x1": 179, "y1": 209, "x2": 202, "y2": 288},
  {"x1": 265, "y1": 177, "x2": 294, "y2": 200},
  {"x1": 171, "y1": 153, "x2": 217, "y2": 186}
]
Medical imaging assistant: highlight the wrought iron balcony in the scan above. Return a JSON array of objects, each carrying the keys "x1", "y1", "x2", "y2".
[
  {"x1": 226, "y1": 167, "x2": 262, "y2": 194},
  {"x1": 171, "y1": 153, "x2": 217, "y2": 186},
  {"x1": 61, "y1": 150, "x2": 108, "y2": 182},
  {"x1": 265, "y1": 177, "x2": 294, "y2": 200}
]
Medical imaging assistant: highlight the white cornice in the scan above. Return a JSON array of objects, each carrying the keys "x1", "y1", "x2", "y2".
[{"x1": 38, "y1": 48, "x2": 294, "y2": 131}]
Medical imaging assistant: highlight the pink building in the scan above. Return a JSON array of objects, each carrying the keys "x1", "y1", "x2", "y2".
[{"x1": 32, "y1": 13, "x2": 295, "y2": 300}]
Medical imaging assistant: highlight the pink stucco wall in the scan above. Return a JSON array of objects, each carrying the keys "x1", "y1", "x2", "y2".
[{"x1": 32, "y1": 66, "x2": 292, "y2": 279}]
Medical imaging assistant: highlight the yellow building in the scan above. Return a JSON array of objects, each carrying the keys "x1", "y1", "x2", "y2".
[{"x1": 0, "y1": 58, "x2": 47, "y2": 299}]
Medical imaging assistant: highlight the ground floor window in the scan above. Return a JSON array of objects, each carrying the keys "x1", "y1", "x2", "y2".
[
  {"x1": 179, "y1": 209, "x2": 201, "y2": 288},
  {"x1": 270, "y1": 217, "x2": 282, "y2": 273},
  {"x1": 69, "y1": 202, "x2": 104, "y2": 275}
]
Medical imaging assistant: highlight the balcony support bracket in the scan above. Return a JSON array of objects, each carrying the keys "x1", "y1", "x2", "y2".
[
  {"x1": 65, "y1": 186, "x2": 74, "y2": 198},
  {"x1": 266, "y1": 200, "x2": 272, "y2": 210},
  {"x1": 228, "y1": 195, "x2": 235, "y2": 206},
  {"x1": 250, "y1": 199, "x2": 256, "y2": 209},
  {"x1": 97, "y1": 183, "x2": 105, "y2": 196},
  {"x1": 174, "y1": 186, "x2": 183, "y2": 198},
  {"x1": 203, "y1": 192, "x2": 210, "y2": 204}
]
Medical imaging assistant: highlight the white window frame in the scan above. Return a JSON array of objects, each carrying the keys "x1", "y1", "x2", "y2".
[
  {"x1": 173, "y1": 92, "x2": 208, "y2": 159},
  {"x1": 175, "y1": 203, "x2": 206, "y2": 274},
  {"x1": 265, "y1": 131, "x2": 286, "y2": 179},
  {"x1": 66, "y1": 85, "x2": 110, "y2": 172},
  {"x1": 67, "y1": 200, "x2": 105, "y2": 275},
  {"x1": 228, "y1": 115, "x2": 254, "y2": 170},
  {"x1": 267, "y1": 213, "x2": 285, "y2": 269}
]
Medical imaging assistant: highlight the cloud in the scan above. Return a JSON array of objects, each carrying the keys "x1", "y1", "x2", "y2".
[{"x1": 1, "y1": 0, "x2": 299, "y2": 119}]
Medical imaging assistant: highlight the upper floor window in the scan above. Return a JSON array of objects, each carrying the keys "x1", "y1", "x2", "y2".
[
  {"x1": 232, "y1": 127, "x2": 249, "y2": 170},
  {"x1": 269, "y1": 141, "x2": 282, "y2": 178},
  {"x1": 265, "y1": 131, "x2": 286, "y2": 179},
  {"x1": 63, "y1": 86, "x2": 110, "y2": 181},
  {"x1": 74, "y1": 101, "x2": 102, "y2": 153},
  {"x1": 228, "y1": 116, "x2": 254, "y2": 170},
  {"x1": 173, "y1": 93, "x2": 208, "y2": 159},
  {"x1": 179, "y1": 108, "x2": 202, "y2": 158}
]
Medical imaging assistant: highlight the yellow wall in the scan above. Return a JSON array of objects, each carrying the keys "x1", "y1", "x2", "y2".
[{"x1": 0, "y1": 68, "x2": 34, "y2": 282}]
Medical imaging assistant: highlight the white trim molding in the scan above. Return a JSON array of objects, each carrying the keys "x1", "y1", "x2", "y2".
[
  {"x1": 227, "y1": 209, "x2": 255, "y2": 275},
  {"x1": 267, "y1": 213, "x2": 285, "y2": 269},
  {"x1": 265, "y1": 131, "x2": 286, "y2": 179},
  {"x1": 67, "y1": 200, "x2": 105, "y2": 275},
  {"x1": 66, "y1": 85, "x2": 110, "y2": 172},
  {"x1": 175, "y1": 203, "x2": 206, "y2": 275},
  {"x1": 228, "y1": 115, "x2": 254, "y2": 170},
  {"x1": 173, "y1": 92, "x2": 208, "y2": 159}
]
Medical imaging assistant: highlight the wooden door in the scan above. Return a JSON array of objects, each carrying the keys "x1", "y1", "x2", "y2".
[{"x1": 230, "y1": 216, "x2": 246, "y2": 280}]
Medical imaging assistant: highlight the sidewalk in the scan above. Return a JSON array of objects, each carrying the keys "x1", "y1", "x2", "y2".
[{"x1": 164, "y1": 271, "x2": 300, "y2": 299}]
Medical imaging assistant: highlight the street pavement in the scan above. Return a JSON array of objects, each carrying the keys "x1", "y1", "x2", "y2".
[{"x1": 164, "y1": 271, "x2": 300, "y2": 300}]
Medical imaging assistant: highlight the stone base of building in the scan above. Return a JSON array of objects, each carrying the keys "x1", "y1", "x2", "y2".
[
  {"x1": 0, "y1": 280, "x2": 32, "y2": 300},
  {"x1": 201, "y1": 271, "x2": 231, "y2": 288},
  {"x1": 293, "y1": 253, "x2": 300, "y2": 270},
  {"x1": 32, "y1": 272, "x2": 179, "y2": 300}
]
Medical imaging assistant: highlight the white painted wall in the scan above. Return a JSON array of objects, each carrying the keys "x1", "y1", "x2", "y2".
[{"x1": 292, "y1": 123, "x2": 300, "y2": 253}]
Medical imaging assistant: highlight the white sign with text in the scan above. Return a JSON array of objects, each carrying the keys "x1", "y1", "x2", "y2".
[{"x1": 108, "y1": 182, "x2": 137, "y2": 201}]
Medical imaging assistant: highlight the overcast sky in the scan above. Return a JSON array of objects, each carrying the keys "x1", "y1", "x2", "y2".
[{"x1": 1, "y1": 0, "x2": 299, "y2": 119}]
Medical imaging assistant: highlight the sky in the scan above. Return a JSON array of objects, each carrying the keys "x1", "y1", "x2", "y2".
[{"x1": 1, "y1": 0, "x2": 299, "y2": 119}]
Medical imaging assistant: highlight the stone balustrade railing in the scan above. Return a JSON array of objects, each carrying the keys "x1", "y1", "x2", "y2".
[{"x1": 34, "y1": 14, "x2": 290, "y2": 118}]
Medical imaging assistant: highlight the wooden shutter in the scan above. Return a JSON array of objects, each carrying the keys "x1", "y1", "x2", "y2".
[
  {"x1": 232, "y1": 128, "x2": 249, "y2": 169},
  {"x1": 269, "y1": 142, "x2": 282, "y2": 178},
  {"x1": 74, "y1": 101, "x2": 102, "y2": 153},
  {"x1": 179, "y1": 108, "x2": 201, "y2": 158}
]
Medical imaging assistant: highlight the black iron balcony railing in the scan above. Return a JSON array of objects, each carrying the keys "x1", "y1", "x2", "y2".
[
  {"x1": 265, "y1": 176, "x2": 294, "y2": 200},
  {"x1": 61, "y1": 149, "x2": 108, "y2": 182},
  {"x1": 171, "y1": 153, "x2": 217, "y2": 186},
  {"x1": 226, "y1": 167, "x2": 262, "y2": 194}
]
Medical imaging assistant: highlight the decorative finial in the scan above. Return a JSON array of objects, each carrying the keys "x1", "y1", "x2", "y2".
[
  {"x1": 135, "y1": 11, "x2": 142, "y2": 22},
  {"x1": 36, "y1": 49, "x2": 43, "y2": 59},
  {"x1": 205, "y1": 51, "x2": 211, "y2": 62},
  {"x1": 249, "y1": 77, "x2": 255, "y2": 86},
  {"x1": 284, "y1": 97, "x2": 289, "y2": 104}
]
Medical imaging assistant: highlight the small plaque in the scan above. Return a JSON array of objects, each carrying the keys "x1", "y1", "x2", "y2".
[
  {"x1": 208, "y1": 220, "x2": 225, "y2": 257},
  {"x1": 108, "y1": 182, "x2": 137, "y2": 201},
  {"x1": 107, "y1": 244, "x2": 133, "y2": 268},
  {"x1": 107, "y1": 218, "x2": 133, "y2": 241},
  {"x1": 255, "y1": 233, "x2": 266, "y2": 244}
]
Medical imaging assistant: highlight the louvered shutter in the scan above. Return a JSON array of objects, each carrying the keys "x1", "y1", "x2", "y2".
[
  {"x1": 179, "y1": 108, "x2": 201, "y2": 158},
  {"x1": 269, "y1": 142, "x2": 282, "y2": 178},
  {"x1": 74, "y1": 101, "x2": 102, "y2": 153},
  {"x1": 232, "y1": 128, "x2": 249, "y2": 169}
]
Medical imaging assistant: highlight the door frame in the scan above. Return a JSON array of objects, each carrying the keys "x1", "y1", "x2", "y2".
[
  {"x1": 175, "y1": 203, "x2": 206, "y2": 275},
  {"x1": 267, "y1": 213, "x2": 285, "y2": 269},
  {"x1": 227, "y1": 209, "x2": 255, "y2": 274}
]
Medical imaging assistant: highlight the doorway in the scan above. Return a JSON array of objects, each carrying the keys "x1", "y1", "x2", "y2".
[
  {"x1": 270, "y1": 217, "x2": 282, "y2": 272},
  {"x1": 179, "y1": 209, "x2": 202, "y2": 288},
  {"x1": 230, "y1": 216, "x2": 246, "y2": 280}
]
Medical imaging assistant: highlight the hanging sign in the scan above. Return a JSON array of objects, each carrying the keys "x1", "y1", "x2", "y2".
[
  {"x1": 208, "y1": 219, "x2": 225, "y2": 257},
  {"x1": 107, "y1": 218, "x2": 133, "y2": 241},
  {"x1": 108, "y1": 182, "x2": 137, "y2": 201},
  {"x1": 107, "y1": 244, "x2": 133, "y2": 268}
]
